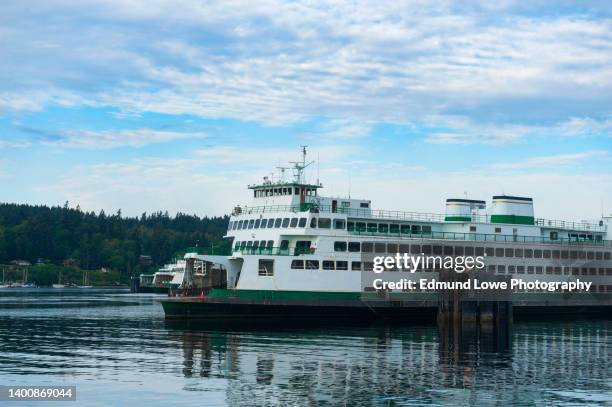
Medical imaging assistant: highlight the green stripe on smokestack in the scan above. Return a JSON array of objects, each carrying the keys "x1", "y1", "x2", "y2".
[
  {"x1": 444, "y1": 216, "x2": 472, "y2": 222},
  {"x1": 490, "y1": 214, "x2": 535, "y2": 225}
]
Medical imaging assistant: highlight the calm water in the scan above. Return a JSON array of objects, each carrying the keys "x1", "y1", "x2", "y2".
[{"x1": 0, "y1": 289, "x2": 610, "y2": 406}]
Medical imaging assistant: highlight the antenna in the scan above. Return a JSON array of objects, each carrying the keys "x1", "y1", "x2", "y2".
[
  {"x1": 317, "y1": 152, "x2": 320, "y2": 186},
  {"x1": 348, "y1": 173, "x2": 351, "y2": 198},
  {"x1": 289, "y1": 146, "x2": 314, "y2": 184},
  {"x1": 276, "y1": 166, "x2": 289, "y2": 183}
]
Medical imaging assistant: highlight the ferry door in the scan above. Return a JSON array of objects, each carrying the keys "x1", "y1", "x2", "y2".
[
  {"x1": 332, "y1": 200, "x2": 337, "y2": 213},
  {"x1": 300, "y1": 188, "x2": 306, "y2": 205}
]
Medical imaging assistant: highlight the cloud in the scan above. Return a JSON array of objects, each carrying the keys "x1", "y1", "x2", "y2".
[
  {"x1": 0, "y1": 140, "x2": 32, "y2": 149},
  {"x1": 0, "y1": 0, "x2": 610, "y2": 129},
  {"x1": 47, "y1": 128, "x2": 207, "y2": 149},
  {"x1": 490, "y1": 150, "x2": 610, "y2": 170}
]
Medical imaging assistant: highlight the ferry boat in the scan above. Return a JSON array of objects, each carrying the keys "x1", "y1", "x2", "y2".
[
  {"x1": 162, "y1": 148, "x2": 612, "y2": 320},
  {"x1": 138, "y1": 259, "x2": 187, "y2": 293}
]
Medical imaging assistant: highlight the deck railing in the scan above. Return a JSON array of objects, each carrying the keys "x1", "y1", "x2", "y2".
[{"x1": 234, "y1": 204, "x2": 605, "y2": 232}]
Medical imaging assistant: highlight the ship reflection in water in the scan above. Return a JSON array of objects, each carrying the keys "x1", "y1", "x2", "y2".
[{"x1": 0, "y1": 289, "x2": 610, "y2": 406}]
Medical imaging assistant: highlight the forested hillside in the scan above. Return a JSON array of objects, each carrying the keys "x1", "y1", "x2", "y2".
[{"x1": 0, "y1": 202, "x2": 229, "y2": 276}]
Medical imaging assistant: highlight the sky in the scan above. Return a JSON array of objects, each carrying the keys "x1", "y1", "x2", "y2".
[{"x1": 0, "y1": 0, "x2": 610, "y2": 221}]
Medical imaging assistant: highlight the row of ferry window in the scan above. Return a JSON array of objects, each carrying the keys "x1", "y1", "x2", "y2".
[
  {"x1": 229, "y1": 217, "x2": 343, "y2": 230},
  {"x1": 331, "y1": 241, "x2": 612, "y2": 260},
  {"x1": 254, "y1": 187, "x2": 318, "y2": 197},
  {"x1": 288, "y1": 260, "x2": 612, "y2": 276},
  {"x1": 228, "y1": 218, "x2": 435, "y2": 234}
]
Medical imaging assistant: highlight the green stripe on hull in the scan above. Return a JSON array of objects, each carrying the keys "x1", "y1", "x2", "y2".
[
  {"x1": 444, "y1": 216, "x2": 471, "y2": 222},
  {"x1": 208, "y1": 289, "x2": 363, "y2": 301},
  {"x1": 490, "y1": 214, "x2": 535, "y2": 225}
]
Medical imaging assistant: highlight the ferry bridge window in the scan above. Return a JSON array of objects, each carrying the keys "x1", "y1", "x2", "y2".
[
  {"x1": 323, "y1": 261, "x2": 335, "y2": 270},
  {"x1": 310, "y1": 218, "x2": 317, "y2": 228},
  {"x1": 534, "y1": 249, "x2": 542, "y2": 258},
  {"x1": 596, "y1": 251, "x2": 603, "y2": 260},
  {"x1": 234, "y1": 241, "x2": 241, "y2": 249},
  {"x1": 334, "y1": 219, "x2": 346, "y2": 229},
  {"x1": 360, "y1": 202, "x2": 369, "y2": 208},
  {"x1": 515, "y1": 248, "x2": 523, "y2": 257},
  {"x1": 433, "y1": 245, "x2": 443, "y2": 255},
  {"x1": 495, "y1": 227, "x2": 502, "y2": 233},
  {"x1": 546, "y1": 266, "x2": 553, "y2": 274},
  {"x1": 334, "y1": 242, "x2": 347, "y2": 252},
  {"x1": 422, "y1": 245, "x2": 432, "y2": 255},
  {"x1": 411, "y1": 225, "x2": 421, "y2": 234},
  {"x1": 258, "y1": 259, "x2": 274, "y2": 276},
  {"x1": 228, "y1": 221, "x2": 233, "y2": 230},
  {"x1": 527, "y1": 266, "x2": 534, "y2": 274},
  {"x1": 282, "y1": 218, "x2": 290, "y2": 228},
  {"x1": 455, "y1": 246, "x2": 464, "y2": 256},
  {"x1": 252, "y1": 241, "x2": 259, "y2": 249},
  {"x1": 517, "y1": 266, "x2": 525, "y2": 274},
  {"x1": 505, "y1": 248, "x2": 514, "y2": 257},
  {"x1": 254, "y1": 219, "x2": 261, "y2": 228},
  {"x1": 291, "y1": 260, "x2": 304, "y2": 269},
  {"x1": 605, "y1": 252, "x2": 611, "y2": 260},
  {"x1": 543, "y1": 250, "x2": 551, "y2": 259},
  {"x1": 399, "y1": 244, "x2": 410, "y2": 253},
  {"x1": 561, "y1": 251, "x2": 569, "y2": 259},
  {"x1": 347, "y1": 221, "x2": 355, "y2": 231},
  {"x1": 607, "y1": 268, "x2": 612, "y2": 275},
  {"x1": 355, "y1": 222, "x2": 366, "y2": 232},
  {"x1": 306, "y1": 260, "x2": 319, "y2": 270},
  {"x1": 599, "y1": 268, "x2": 605, "y2": 275},
  {"x1": 475, "y1": 247, "x2": 484, "y2": 256},
  {"x1": 348, "y1": 242, "x2": 361, "y2": 252},
  {"x1": 375, "y1": 243, "x2": 386, "y2": 253},
  {"x1": 274, "y1": 218, "x2": 282, "y2": 228},
  {"x1": 294, "y1": 187, "x2": 299, "y2": 195},
  {"x1": 267, "y1": 219, "x2": 274, "y2": 228},
  {"x1": 552, "y1": 250, "x2": 560, "y2": 259},
  {"x1": 240, "y1": 241, "x2": 247, "y2": 249},
  {"x1": 367, "y1": 223, "x2": 377, "y2": 232},
  {"x1": 488, "y1": 265, "x2": 496, "y2": 272},
  {"x1": 508, "y1": 265, "x2": 515, "y2": 274},
  {"x1": 237, "y1": 220, "x2": 243, "y2": 229},
  {"x1": 290, "y1": 218, "x2": 298, "y2": 227},
  {"x1": 248, "y1": 219, "x2": 255, "y2": 229},
  {"x1": 550, "y1": 231, "x2": 558, "y2": 240},
  {"x1": 390, "y1": 224, "x2": 400, "y2": 234},
  {"x1": 465, "y1": 247, "x2": 474, "y2": 256},
  {"x1": 351, "y1": 261, "x2": 362, "y2": 271},
  {"x1": 578, "y1": 251, "x2": 586, "y2": 259},
  {"x1": 535, "y1": 266, "x2": 543, "y2": 274},
  {"x1": 319, "y1": 218, "x2": 331, "y2": 228},
  {"x1": 444, "y1": 246, "x2": 453, "y2": 256},
  {"x1": 361, "y1": 242, "x2": 373, "y2": 253},
  {"x1": 485, "y1": 247, "x2": 494, "y2": 257},
  {"x1": 422, "y1": 226, "x2": 432, "y2": 235},
  {"x1": 267, "y1": 240, "x2": 274, "y2": 248},
  {"x1": 411, "y1": 245, "x2": 420, "y2": 254},
  {"x1": 581, "y1": 267, "x2": 587, "y2": 275},
  {"x1": 363, "y1": 262, "x2": 374, "y2": 272},
  {"x1": 572, "y1": 267, "x2": 579, "y2": 275},
  {"x1": 246, "y1": 241, "x2": 253, "y2": 249},
  {"x1": 280, "y1": 240, "x2": 289, "y2": 252},
  {"x1": 336, "y1": 261, "x2": 348, "y2": 271},
  {"x1": 554, "y1": 267, "x2": 562, "y2": 275},
  {"x1": 587, "y1": 251, "x2": 594, "y2": 260},
  {"x1": 401, "y1": 225, "x2": 411, "y2": 234},
  {"x1": 378, "y1": 224, "x2": 389, "y2": 233},
  {"x1": 589, "y1": 267, "x2": 596, "y2": 275},
  {"x1": 524, "y1": 249, "x2": 533, "y2": 258},
  {"x1": 498, "y1": 265, "x2": 506, "y2": 274},
  {"x1": 470, "y1": 226, "x2": 477, "y2": 232},
  {"x1": 495, "y1": 248, "x2": 503, "y2": 257},
  {"x1": 298, "y1": 218, "x2": 307, "y2": 227}
]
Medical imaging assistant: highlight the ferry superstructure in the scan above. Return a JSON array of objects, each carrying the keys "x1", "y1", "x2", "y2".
[{"x1": 162, "y1": 148, "x2": 611, "y2": 319}]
